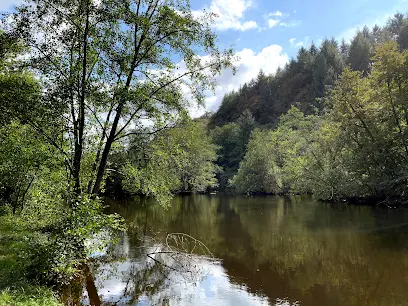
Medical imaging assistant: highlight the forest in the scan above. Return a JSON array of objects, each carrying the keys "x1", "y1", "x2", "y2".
[
  {"x1": 0, "y1": 0, "x2": 408, "y2": 304},
  {"x1": 211, "y1": 13, "x2": 408, "y2": 203}
]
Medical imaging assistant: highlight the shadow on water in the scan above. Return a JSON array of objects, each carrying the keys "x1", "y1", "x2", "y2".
[{"x1": 67, "y1": 195, "x2": 408, "y2": 306}]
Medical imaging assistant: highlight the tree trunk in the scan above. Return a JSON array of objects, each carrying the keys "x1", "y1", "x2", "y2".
[
  {"x1": 91, "y1": 21, "x2": 143, "y2": 195},
  {"x1": 92, "y1": 103, "x2": 124, "y2": 195},
  {"x1": 73, "y1": 0, "x2": 90, "y2": 197}
]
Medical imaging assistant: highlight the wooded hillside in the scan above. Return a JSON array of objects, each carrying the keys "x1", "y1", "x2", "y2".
[{"x1": 210, "y1": 13, "x2": 408, "y2": 127}]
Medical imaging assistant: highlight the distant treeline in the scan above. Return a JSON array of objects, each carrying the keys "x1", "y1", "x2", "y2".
[
  {"x1": 207, "y1": 13, "x2": 408, "y2": 204},
  {"x1": 211, "y1": 13, "x2": 408, "y2": 127}
]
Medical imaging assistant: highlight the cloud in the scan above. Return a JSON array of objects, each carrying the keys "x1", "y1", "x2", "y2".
[
  {"x1": 265, "y1": 10, "x2": 283, "y2": 17},
  {"x1": 279, "y1": 20, "x2": 301, "y2": 27},
  {"x1": 262, "y1": 10, "x2": 300, "y2": 30},
  {"x1": 289, "y1": 38, "x2": 296, "y2": 45},
  {"x1": 96, "y1": 256, "x2": 271, "y2": 306},
  {"x1": 267, "y1": 19, "x2": 279, "y2": 28},
  {"x1": 193, "y1": 0, "x2": 257, "y2": 31},
  {"x1": 190, "y1": 44, "x2": 289, "y2": 117},
  {"x1": 294, "y1": 36, "x2": 310, "y2": 48}
]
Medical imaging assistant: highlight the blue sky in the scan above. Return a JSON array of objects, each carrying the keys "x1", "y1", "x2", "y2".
[
  {"x1": 190, "y1": 0, "x2": 408, "y2": 57},
  {"x1": 2, "y1": 0, "x2": 407, "y2": 115},
  {"x1": 186, "y1": 0, "x2": 408, "y2": 115}
]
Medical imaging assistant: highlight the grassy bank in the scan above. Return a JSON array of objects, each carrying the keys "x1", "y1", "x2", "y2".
[{"x1": 0, "y1": 214, "x2": 62, "y2": 306}]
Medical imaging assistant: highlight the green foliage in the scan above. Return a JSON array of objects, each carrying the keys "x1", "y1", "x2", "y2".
[
  {"x1": 232, "y1": 41, "x2": 408, "y2": 203},
  {"x1": 0, "y1": 71, "x2": 42, "y2": 127},
  {"x1": 211, "y1": 122, "x2": 242, "y2": 188},
  {"x1": 123, "y1": 120, "x2": 219, "y2": 205},
  {"x1": 0, "y1": 287, "x2": 62, "y2": 306},
  {"x1": 211, "y1": 110, "x2": 256, "y2": 189},
  {"x1": 348, "y1": 29, "x2": 372, "y2": 75},
  {"x1": 210, "y1": 13, "x2": 408, "y2": 129},
  {"x1": 230, "y1": 129, "x2": 282, "y2": 194},
  {"x1": 0, "y1": 215, "x2": 63, "y2": 305},
  {"x1": 24, "y1": 195, "x2": 124, "y2": 285},
  {"x1": 0, "y1": 122, "x2": 59, "y2": 214},
  {"x1": 0, "y1": 0, "x2": 233, "y2": 295},
  {"x1": 6, "y1": 0, "x2": 234, "y2": 196},
  {"x1": 210, "y1": 38, "x2": 345, "y2": 127}
]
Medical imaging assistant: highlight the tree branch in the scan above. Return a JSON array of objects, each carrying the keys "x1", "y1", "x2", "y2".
[
  {"x1": 114, "y1": 124, "x2": 170, "y2": 141},
  {"x1": 113, "y1": 104, "x2": 144, "y2": 139}
]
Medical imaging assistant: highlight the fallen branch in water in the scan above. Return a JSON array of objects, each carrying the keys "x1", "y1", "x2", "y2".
[
  {"x1": 165, "y1": 233, "x2": 213, "y2": 257},
  {"x1": 144, "y1": 233, "x2": 215, "y2": 279},
  {"x1": 146, "y1": 253, "x2": 181, "y2": 272}
]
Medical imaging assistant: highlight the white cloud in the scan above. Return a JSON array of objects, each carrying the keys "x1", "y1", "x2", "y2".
[
  {"x1": 294, "y1": 36, "x2": 310, "y2": 48},
  {"x1": 190, "y1": 44, "x2": 289, "y2": 117},
  {"x1": 265, "y1": 10, "x2": 283, "y2": 17},
  {"x1": 0, "y1": 0, "x2": 22, "y2": 11},
  {"x1": 267, "y1": 19, "x2": 279, "y2": 28},
  {"x1": 289, "y1": 38, "x2": 296, "y2": 45},
  {"x1": 279, "y1": 20, "x2": 301, "y2": 27},
  {"x1": 194, "y1": 0, "x2": 257, "y2": 31},
  {"x1": 262, "y1": 10, "x2": 300, "y2": 30}
]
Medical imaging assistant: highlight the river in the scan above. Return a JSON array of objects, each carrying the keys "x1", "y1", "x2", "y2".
[{"x1": 74, "y1": 194, "x2": 408, "y2": 306}]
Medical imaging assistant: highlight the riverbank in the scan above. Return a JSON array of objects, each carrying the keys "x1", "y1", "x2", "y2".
[
  {"x1": 0, "y1": 215, "x2": 62, "y2": 306},
  {"x1": 212, "y1": 191, "x2": 408, "y2": 207}
]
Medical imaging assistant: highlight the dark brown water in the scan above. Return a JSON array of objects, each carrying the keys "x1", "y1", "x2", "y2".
[{"x1": 78, "y1": 195, "x2": 408, "y2": 306}]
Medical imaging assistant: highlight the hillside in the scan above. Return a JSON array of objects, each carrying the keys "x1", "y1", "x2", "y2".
[
  {"x1": 209, "y1": 12, "x2": 408, "y2": 191},
  {"x1": 210, "y1": 13, "x2": 408, "y2": 128}
]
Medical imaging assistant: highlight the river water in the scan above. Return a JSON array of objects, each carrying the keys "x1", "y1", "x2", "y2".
[{"x1": 78, "y1": 195, "x2": 408, "y2": 306}]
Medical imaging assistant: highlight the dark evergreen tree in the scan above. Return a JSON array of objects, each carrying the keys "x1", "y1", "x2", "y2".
[{"x1": 348, "y1": 31, "x2": 372, "y2": 75}]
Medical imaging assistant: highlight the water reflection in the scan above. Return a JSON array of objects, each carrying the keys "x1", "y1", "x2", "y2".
[
  {"x1": 80, "y1": 195, "x2": 408, "y2": 305},
  {"x1": 93, "y1": 250, "x2": 272, "y2": 306}
]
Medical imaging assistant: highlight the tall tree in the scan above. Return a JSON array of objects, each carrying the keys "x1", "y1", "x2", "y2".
[
  {"x1": 348, "y1": 31, "x2": 372, "y2": 75},
  {"x1": 5, "y1": 0, "x2": 234, "y2": 201}
]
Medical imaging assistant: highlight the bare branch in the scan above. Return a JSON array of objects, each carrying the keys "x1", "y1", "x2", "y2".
[{"x1": 114, "y1": 124, "x2": 170, "y2": 141}]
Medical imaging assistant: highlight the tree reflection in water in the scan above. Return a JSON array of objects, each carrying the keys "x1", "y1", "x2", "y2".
[{"x1": 72, "y1": 232, "x2": 220, "y2": 305}]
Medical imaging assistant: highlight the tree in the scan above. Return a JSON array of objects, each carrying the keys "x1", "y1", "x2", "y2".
[
  {"x1": 230, "y1": 129, "x2": 282, "y2": 194},
  {"x1": 0, "y1": 122, "x2": 58, "y2": 213},
  {"x1": 385, "y1": 13, "x2": 408, "y2": 49},
  {"x1": 231, "y1": 42, "x2": 408, "y2": 201},
  {"x1": 6, "y1": 0, "x2": 234, "y2": 202},
  {"x1": 340, "y1": 38, "x2": 349, "y2": 58},
  {"x1": 123, "y1": 120, "x2": 219, "y2": 203},
  {"x1": 348, "y1": 31, "x2": 372, "y2": 75},
  {"x1": 211, "y1": 122, "x2": 242, "y2": 189},
  {"x1": 211, "y1": 110, "x2": 256, "y2": 189}
]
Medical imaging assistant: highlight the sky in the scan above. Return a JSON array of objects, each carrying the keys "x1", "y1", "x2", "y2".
[{"x1": 1, "y1": 0, "x2": 407, "y2": 117}]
